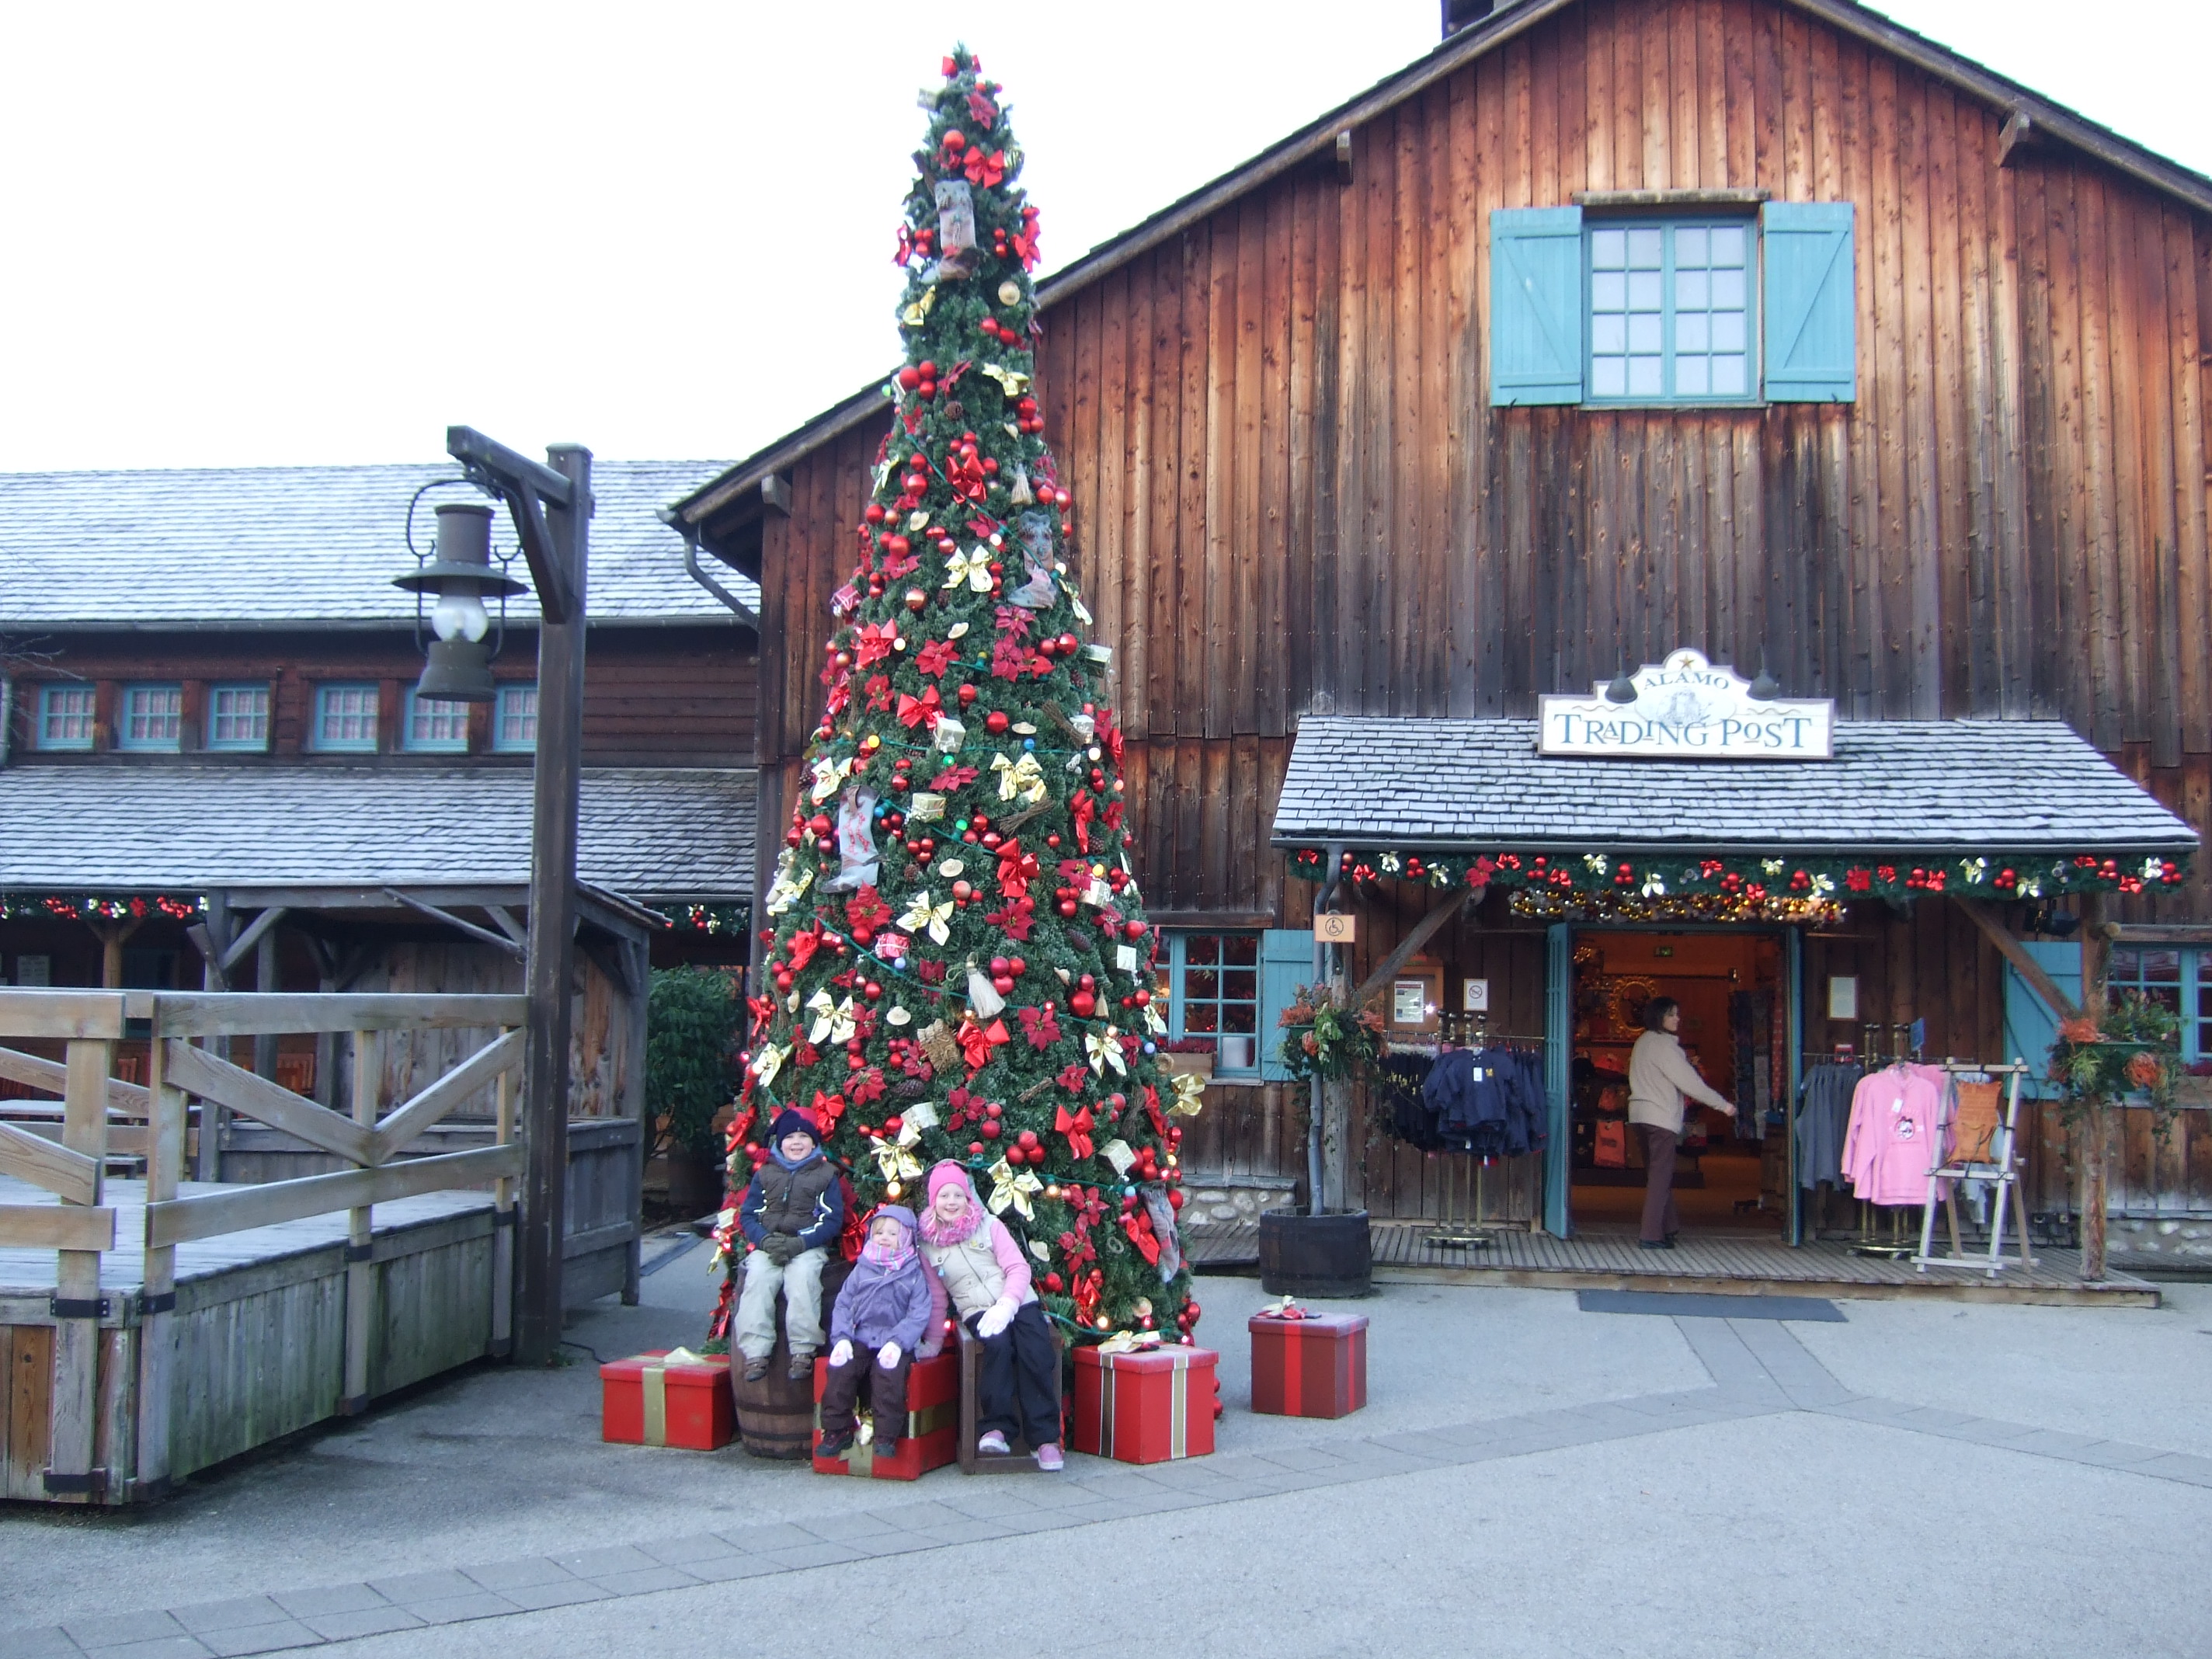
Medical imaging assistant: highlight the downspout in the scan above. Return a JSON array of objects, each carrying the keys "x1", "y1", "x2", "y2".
[
  {"x1": 0, "y1": 674, "x2": 13, "y2": 769},
  {"x1": 662, "y1": 508, "x2": 759, "y2": 630}
]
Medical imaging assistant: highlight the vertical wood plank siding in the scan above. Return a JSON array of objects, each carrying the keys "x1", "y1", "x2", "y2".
[{"x1": 746, "y1": 0, "x2": 2212, "y2": 1201}]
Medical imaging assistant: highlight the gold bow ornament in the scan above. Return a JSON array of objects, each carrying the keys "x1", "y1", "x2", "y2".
[
  {"x1": 942, "y1": 544, "x2": 994, "y2": 592},
  {"x1": 1167, "y1": 1069, "x2": 1206, "y2": 1118},
  {"x1": 898, "y1": 890, "x2": 955, "y2": 946},
  {"x1": 1086, "y1": 1027, "x2": 1128, "y2": 1077},
  {"x1": 809, "y1": 754, "x2": 854, "y2": 804},
  {"x1": 986, "y1": 1155, "x2": 1045, "y2": 1219},
  {"x1": 749, "y1": 1042, "x2": 788, "y2": 1090},
  {"x1": 978, "y1": 360, "x2": 1031, "y2": 398},
  {"x1": 869, "y1": 1119, "x2": 925, "y2": 1195},
  {"x1": 991, "y1": 751, "x2": 1048, "y2": 805},
  {"x1": 806, "y1": 990, "x2": 857, "y2": 1047}
]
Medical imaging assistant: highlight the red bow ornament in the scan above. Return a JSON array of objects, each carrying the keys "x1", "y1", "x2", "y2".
[
  {"x1": 896, "y1": 685, "x2": 944, "y2": 730},
  {"x1": 996, "y1": 841, "x2": 1040, "y2": 900},
  {"x1": 1056, "y1": 1102, "x2": 1095, "y2": 1160},
  {"x1": 962, "y1": 147, "x2": 1007, "y2": 188}
]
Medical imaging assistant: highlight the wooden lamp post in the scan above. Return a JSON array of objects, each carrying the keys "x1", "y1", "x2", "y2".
[{"x1": 398, "y1": 426, "x2": 590, "y2": 1365}]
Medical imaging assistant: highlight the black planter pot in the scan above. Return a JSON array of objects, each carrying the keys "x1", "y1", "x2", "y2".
[{"x1": 1258, "y1": 1208, "x2": 1373, "y2": 1298}]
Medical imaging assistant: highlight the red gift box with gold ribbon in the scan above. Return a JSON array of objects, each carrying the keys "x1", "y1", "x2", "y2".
[
  {"x1": 1249, "y1": 1309, "x2": 1368, "y2": 1418},
  {"x1": 600, "y1": 1349, "x2": 736, "y2": 1449},
  {"x1": 1070, "y1": 1341, "x2": 1219, "y2": 1463},
  {"x1": 810, "y1": 1350, "x2": 959, "y2": 1480}
]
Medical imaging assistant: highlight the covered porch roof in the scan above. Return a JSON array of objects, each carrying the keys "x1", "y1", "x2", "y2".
[
  {"x1": 1272, "y1": 718, "x2": 2197, "y2": 860},
  {"x1": 0, "y1": 764, "x2": 757, "y2": 914}
]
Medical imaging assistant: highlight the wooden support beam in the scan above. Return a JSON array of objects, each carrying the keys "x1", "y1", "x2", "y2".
[
  {"x1": 368, "y1": 1028, "x2": 524, "y2": 1163},
  {"x1": 0, "y1": 1120, "x2": 99, "y2": 1204},
  {"x1": 144, "y1": 1142, "x2": 523, "y2": 1248},
  {"x1": 219, "y1": 906, "x2": 288, "y2": 976},
  {"x1": 1351, "y1": 885, "x2": 1481, "y2": 1010},
  {"x1": 0, "y1": 1205, "x2": 116, "y2": 1251},
  {"x1": 0, "y1": 992, "x2": 126, "y2": 1041},
  {"x1": 485, "y1": 906, "x2": 529, "y2": 948},
  {"x1": 143, "y1": 992, "x2": 528, "y2": 1037},
  {"x1": 47, "y1": 1036, "x2": 110, "y2": 1503},
  {"x1": 0, "y1": 1045, "x2": 153, "y2": 1115},
  {"x1": 2079, "y1": 893, "x2": 2113, "y2": 1283},
  {"x1": 343, "y1": 1032, "x2": 377, "y2": 1416},
  {"x1": 136, "y1": 1030, "x2": 186, "y2": 1497},
  {"x1": 164, "y1": 1040, "x2": 377, "y2": 1167},
  {"x1": 382, "y1": 888, "x2": 527, "y2": 959},
  {"x1": 1953, "y1": 897, "x2": 2082, "y2": 1024}
]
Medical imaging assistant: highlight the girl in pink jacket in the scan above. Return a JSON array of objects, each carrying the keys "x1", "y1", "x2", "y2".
[{"x1": 916, "y1": 1160, "x2": 1064, "y2": 1470}]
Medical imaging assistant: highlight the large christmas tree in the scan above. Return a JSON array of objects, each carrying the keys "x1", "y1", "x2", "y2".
[{"x1": 710, "y1": 47, "x2": 1201, "y2": 1348}]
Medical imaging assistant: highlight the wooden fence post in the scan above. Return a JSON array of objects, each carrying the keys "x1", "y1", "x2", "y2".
[
  {"x1": 491, "y1": 1059, "x2": 515, "y2": 1359},
  {"x1": 47, "y1": 1033, "x2": 113, "y2": 1501},
  {"x1": 2078, "y1": 892, "x2": 2112, "y2": 1281},
  {"x1": 134, "y1": 1028, "x2": 187, "y2": 1497},
  {"x1": 342, "y1": 1030, "x2": 377, "y2": 1414}
]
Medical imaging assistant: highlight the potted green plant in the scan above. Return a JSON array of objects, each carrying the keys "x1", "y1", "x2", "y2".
[
  {"x1": 2047, "y1": 992, "x2": 2182, "y2": 1280},
  {"x1": 1261, "y1": 984, "x2": 1386, "y2": 1297}
]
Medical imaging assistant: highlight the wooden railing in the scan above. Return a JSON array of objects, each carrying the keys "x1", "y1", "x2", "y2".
[{"x1": 0, "y1": 989, "x2": 526, "y2": 1501}]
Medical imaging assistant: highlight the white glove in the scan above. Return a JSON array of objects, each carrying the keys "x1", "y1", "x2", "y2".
[
  {"x1": 829, "y1": 1338, "x2": 853, "y2": 1367},
  {"x1": 876, "y1": 1341, "x2": 902, "y2": 1369},
  {"x1": 976, "y1": 1299, "x2": 1014, "y2": 1339}
]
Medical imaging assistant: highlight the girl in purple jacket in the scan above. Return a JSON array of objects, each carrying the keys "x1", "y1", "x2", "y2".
[{"x1": 816, "y1": 1205, "x2": 934, "y2": 1459}]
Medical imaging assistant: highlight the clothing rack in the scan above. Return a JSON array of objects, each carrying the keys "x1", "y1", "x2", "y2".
[
  {"x1": 1420, "y1": 1015, "x2": 1544, "y2": 1249},
  {"x1": 1913, "y1": 1061, "x2": 2036, "y2": 1276}
]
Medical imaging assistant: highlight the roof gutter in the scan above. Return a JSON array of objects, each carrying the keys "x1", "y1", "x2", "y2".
[{"x1": 662, "y1": 508, "x2": 760, "y2": 632}]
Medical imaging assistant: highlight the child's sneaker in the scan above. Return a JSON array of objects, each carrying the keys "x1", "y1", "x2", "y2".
[
  {"x1": 977, "y1": 1430, "x2": 1010, "y2": 1456},
  {"x1": 1035, "y1": 1442, "x2": 1065, "y2": 1472},
  {"x1": 788, "y1": 1351, "x2": 816, "y2": 1381},
  {"x1": 816, "y1": 1430, "x2": 854, "y2": 1459},
  {"x1": 742, "y1": 1357, "x2": 770, "y2": 1382}
]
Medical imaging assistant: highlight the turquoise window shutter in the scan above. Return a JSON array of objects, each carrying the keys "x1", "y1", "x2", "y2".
[
  {"x1": 1761, "y1": 201, "x2": 1856, "y2": 402},
  {"x1": 1489, "y1": 206, "x2": 1584, "y2": 405},
  {"x1": 1258, "y1": 929, "x2": 1316, "y2": 1082},
  {"x1": 2002, "y1": 942, "x2": 2081, "y2": 1097}
]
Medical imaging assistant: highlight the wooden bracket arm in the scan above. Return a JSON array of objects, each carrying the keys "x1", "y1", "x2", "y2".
[
  {"x1": 1351, "y1": 885, "x2": 1480, "y2": 1010},
  {"x1": 1953, "y1": 896, "x2": 2081, "y2": 1023}
]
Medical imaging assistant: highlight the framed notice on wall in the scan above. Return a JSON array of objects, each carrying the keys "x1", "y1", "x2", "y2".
[
  {"x1": 1388, "y1": 962, "x2": 1442, "y2": 1032},
  {"x1": 1828, "y1": 976, "x2": 1859, "y2": 1021}
]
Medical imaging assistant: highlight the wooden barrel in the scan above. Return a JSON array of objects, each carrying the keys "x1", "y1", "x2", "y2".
[
  {"x1": 1257, "y1": 1209, "x2": 1373, "y2": 1298},
  {"x1": 729, "y1": 1261, "x2": 850, "y2": 1459}
]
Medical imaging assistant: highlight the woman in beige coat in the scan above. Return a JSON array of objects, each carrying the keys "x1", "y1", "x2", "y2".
[{"x1": 1626, "y1": 997, "x2": 1735, "y2": 1249}]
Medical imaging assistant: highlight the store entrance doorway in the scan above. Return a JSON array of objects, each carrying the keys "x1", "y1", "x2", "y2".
[{"x1": 1567, "y1": 930, "x2": 1789, "y2": 1239}]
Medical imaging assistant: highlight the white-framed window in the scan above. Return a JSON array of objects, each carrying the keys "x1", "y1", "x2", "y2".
[
  {"x1": 313, "y1": 683, "x2": 380, "y2": 753},
  {"x1": 1587, "y1": 220, "x2": 1753, "y2": 402},
  {"x1": 1158, "y1": 930, "x2": 1263, "y2": 1077},
  {"x1": 1490, "y1": 200, "x2": 1855, "y2": 407},
  {"x1": 37, "y1": 684, "x2": 96, "y2": 750},
  {"x1": 206, "y1": 683, "x2": 270, "y2": 752},
  {"x1": 403, "y1": 688, "x2": 471, "y2": 753},
  {"x1": 492, "y1": 683, "x2": 537, "y2": 753},
  {"x1": 118, "y1": 683, "x2": 184, "y2": 752}
]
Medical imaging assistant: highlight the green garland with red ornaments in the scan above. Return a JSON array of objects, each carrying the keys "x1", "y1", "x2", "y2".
[
  {"x1": 707, "y1": 47, "x2": 1201, "y2": 1351},
  {"x1": 1290, "y1": 846, "x2": 2188, "y2": 906},
  {"x1": 0, "y1": 893, "x2": 203, "y2": 923}
]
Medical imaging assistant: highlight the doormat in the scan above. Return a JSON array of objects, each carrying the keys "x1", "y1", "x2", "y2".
[{"x1": 1577, "y1": 1289, "x2": 1845, "y2": 1322}]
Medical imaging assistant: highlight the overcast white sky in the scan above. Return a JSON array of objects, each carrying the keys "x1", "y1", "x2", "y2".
[{"x1": 1, "y1": 2, "x2": 2203, "y2": 475}]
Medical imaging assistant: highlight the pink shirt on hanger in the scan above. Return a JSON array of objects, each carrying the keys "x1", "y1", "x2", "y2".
[{"x1": 1841, "y1": 1064, "x2": 1946, "y2": 1207}]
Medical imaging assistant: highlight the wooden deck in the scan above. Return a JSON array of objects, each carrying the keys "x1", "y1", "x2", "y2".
[
  {"x1": 0, "y1": 1174, "x2": 496, "y2": 1298},
  {"x1": 1184, "y1": 1220, "x2": 2160, "y2": 1309},
  {"x1": 1, "y1": 1174, "x2": 503, "y2": 1501}
]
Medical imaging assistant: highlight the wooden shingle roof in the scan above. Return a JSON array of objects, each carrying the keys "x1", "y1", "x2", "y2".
[{"x1": 1271, "y1": 718, "x2": 2199, "y2": 857}]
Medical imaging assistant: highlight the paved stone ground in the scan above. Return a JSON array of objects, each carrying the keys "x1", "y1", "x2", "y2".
[{"x1": 7, "y1": 1236, "x2": 2212, "y2": 1657}]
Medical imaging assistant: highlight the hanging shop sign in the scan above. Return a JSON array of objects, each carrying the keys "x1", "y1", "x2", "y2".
[{"x1": 1539, "y1": 649, "x2": 1834, "y2": 760}]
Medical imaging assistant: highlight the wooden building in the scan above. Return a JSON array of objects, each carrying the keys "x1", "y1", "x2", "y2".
[
  {"x1": 672, "y1": 0, "x2": 2210, "y2": 1261},
  {"x1": 1, "y1": 461, "x2": 760, "y2": 1299}
]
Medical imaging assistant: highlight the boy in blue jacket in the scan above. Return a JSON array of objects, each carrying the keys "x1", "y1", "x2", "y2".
[{"x1": 735, "y1": 1108, "x2": 845, "y2": 1382}]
